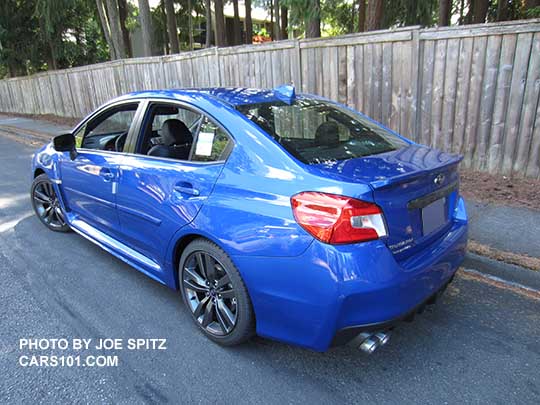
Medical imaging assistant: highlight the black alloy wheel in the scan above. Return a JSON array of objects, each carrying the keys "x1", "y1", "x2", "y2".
[
  {"x1": 179, "y1": 239, "x2": 255, "y2": 346},
  {"x1": 31, "y1": 174, "x2": 70, "y2": 232}
]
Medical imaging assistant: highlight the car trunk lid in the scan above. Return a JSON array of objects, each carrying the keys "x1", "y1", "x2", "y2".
[{"x1": 310, "y1": 145, "x2": 462, "y2": 260}]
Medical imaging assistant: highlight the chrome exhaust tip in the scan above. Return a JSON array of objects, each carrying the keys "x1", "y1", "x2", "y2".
[
  {"x1": 374, "y1": 332, "x2": 391, "y2": 346},
  {"x1": 358, "y1": 338, "x2": 379, "y2": 354},
  {"x1": 353, "y1": 331, "x2": 391, "y2": 354}
]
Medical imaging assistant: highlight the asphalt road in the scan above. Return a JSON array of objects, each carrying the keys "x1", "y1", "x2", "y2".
[{"x1": 1, "y1": 133, "x2": 539, "y2": 404}]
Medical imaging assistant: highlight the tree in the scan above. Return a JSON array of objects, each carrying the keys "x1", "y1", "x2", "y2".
[
  {"x1": 274, "y1": 0, "x2": 282, "y2": 40},
  {"x1": 104, "y1": 0, "x2": 126, "y2": 58},
  {"x1": 525, "y1": 0, "x2": 540, "y2": 16},
  {"x1": 245, "y1": 0, "x2": 253, "y2": 44},
  {"x1": 232, "y1": 0, "x2": 242, "y2": 45},
  {"x1": 0, "y1": 0, "x2": 38, "y2": 76},
  {"x1": 214, "y1": 0, "x2": 226, "y2": 46},
  {"x1": 1, "y1": 0, "x2": 109, "y2": 77},
  {"x1": 164, "y1": 0, "x2": 179, "y2": 53},
  {"x1": 95, "y1": 0, "x2": 116, "y2": 59},
  {"x1": 118, "y1": 0, "x2": 132, "y2": 57},
  {"x1": 438, "y1": 0, "x2": 452, "y2": 25},
  {"x1": 187, "y1": 0, "x2": 194, "y2": 50},
  {"x1": 526, "y1": 0, "x2": 540, "y2": 6},
  {"x1": 138, "y1": 0, "x2": 154, "y2": 56},
  {"x1": 358, "y1": 0, "x2": 366, "y2": 31},
  {"x1": 496, "y1": 0, "x2": 509, "y2": 21},
  {"x1": 472, "y1": 0, "x2": 490, "y2": 23},
  {"x1": 34, "y1": 0, "x2": 66, "y2": 69},
  {"x1": 281, "y1": 5, "x2": 288, "y2": 39},
  {"x1": 205, "y1": 0, "x2": 212, "y2": 47},
  {"x1": 367, "y1": 0, "x2": 383, "y2": 30},
  {"x1": 306, "y1": 0, "x2": 321, "y2": 38}
]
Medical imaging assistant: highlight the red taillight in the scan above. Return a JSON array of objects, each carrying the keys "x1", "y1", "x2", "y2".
[{"x1": 291, "y1": 192, "x2": 387, "y2": 244}]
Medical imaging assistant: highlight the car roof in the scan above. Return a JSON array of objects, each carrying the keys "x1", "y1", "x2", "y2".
[{"x1": 123, "y1": 87, "x2": 286, "y2": 107}]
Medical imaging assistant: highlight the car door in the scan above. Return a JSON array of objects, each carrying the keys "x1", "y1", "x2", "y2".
[
  {"x1": 115, "y1": 101, "x2": 233, "y2": 270},
  {"x1": 59, "y1": 101, "x2": 143, "y2": 237}
]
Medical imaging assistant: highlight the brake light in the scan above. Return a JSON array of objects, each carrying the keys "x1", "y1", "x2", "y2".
[{"x1": 291, "y1": 192, "x2": 387, "y2": 244}]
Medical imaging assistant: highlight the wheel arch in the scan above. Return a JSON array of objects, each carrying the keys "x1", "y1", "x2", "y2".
[
  {"x1": 170, "y1": 232, "x2": 228, "y2": 290},
  {"x1": 34, "y1": 168, "x2": 46, "y2": 178}
]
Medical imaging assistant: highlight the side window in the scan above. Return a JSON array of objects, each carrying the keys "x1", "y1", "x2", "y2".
[
  {"x1": 191, "y1": 118, "x2": 232, "y2": 162},
  {"x1": 136, "y1": 103, "x2": 202, "y2": 158},
  {"x1": 77, "y1": 103, "x2": 138, "y2": 152},
  {"x1": 151, "y1": 106, "x2": 201, "y2": 133}
]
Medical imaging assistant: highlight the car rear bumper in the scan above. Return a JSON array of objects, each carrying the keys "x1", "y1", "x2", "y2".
[
  {"x1": 232, "y1": 200, "x2": 468, "y2": 352},
  {"x1": 331, "y1": 272, "x2": 455, "y2": 346}
]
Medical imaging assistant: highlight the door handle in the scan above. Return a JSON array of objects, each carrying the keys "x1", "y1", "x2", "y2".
[
  {"x1": 173, "y1": 184, "x2": 200, "y2": 196},
  {"x1": 100, "y1": 168, "x2": 115, "y2": 182}
]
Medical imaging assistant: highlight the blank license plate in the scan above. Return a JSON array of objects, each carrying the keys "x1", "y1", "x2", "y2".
[{"x1": 422, "y1": 198, "x2": 447, "y2": 236}]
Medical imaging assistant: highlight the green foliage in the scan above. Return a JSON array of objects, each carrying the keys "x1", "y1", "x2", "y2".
[
  {"x1": 321, "y1": 0, "x2": 355, "y2": 36},
  {"x1": 2, "y1": 0, "x2": 540, "y2": 79},
  {"x1": 526, "y1": 6, "x2": 540, "y2": 17},
  {"x1": 175, "y1": 0, "x2": 205, "y2": 50},
  {"x1": 276, "y1": 0, "x2": 439, "y2": 37},
  {"x1": 382, "y1": 0, "x2": 438, "y2": 28},
  {"x1": 280, "y1": 0, "x2": 322, "y2": 37},
  {"x1": 0, "y1": 0, "x2": 109, "y2": 78},
  {"x1": 0, "y1": 0, "x2": 39, "y2": 76}
]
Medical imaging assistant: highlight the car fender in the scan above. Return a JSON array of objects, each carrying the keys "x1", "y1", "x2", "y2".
[{"x1": 32, "y1": 144, "x2": 69, "y2": 212}]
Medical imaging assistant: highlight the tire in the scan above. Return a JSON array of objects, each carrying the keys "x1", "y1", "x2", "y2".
[
  {"x1": 31, "y1": 174, "x2": 70, "y2": 233},
  {"x1": 179, "y1": 238, "x2": 255, "y2": 346}
]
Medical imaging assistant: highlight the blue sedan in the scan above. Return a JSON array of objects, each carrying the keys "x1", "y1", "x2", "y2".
[{"x1": 30, "y1": 86, "x2": 468, "y2": 353}]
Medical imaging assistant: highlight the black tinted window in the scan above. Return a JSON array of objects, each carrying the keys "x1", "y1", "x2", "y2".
[
  {"x1": 78, "y1": 103, "x2": 138, "y2": 152},
  {"x1": 237, "y1": 98, "x2": 408, "y2": 164}
]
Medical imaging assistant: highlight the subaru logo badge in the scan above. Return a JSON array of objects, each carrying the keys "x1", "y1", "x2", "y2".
[{"x1": 434, "y1": 174, "x2": 445, "y2": 186}]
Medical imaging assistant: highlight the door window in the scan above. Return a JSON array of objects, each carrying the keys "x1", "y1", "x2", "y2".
[
  {"x1": 76, "y1": 103, "x2": 139, "y2": 152},
  {"x1": 135, "y1": 102, "x2": 232, "y2": 162},
  {"x1": 136, "y1": 103, "x2": 202, "y2": 156}
]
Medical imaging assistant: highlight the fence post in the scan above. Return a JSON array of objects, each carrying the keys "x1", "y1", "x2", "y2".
[
  {"x1": 410, "y1": 27, "x2": 421, "y2": 142},
  {"x1": 294, "y1": 39, "x2": 302, "y2": 90},
  {"x1": 215, "y1": 47, "x2": 222, "y2": 87}
]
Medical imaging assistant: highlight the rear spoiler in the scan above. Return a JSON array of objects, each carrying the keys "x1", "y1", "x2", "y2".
[{"x1": 369, "y1": 155, "x2": 463, "y2": 191}]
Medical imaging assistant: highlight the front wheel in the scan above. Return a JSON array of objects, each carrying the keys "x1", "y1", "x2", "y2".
[
  {"x1": 31, "y1": 174, "x2": 70, "y2": 232},
  {"x1": 179, "y1": 239, "x2": 255, "y2": 346}
]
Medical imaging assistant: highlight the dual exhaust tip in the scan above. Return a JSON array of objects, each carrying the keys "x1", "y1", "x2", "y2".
[{"x1": 350, "y1": 331, "x2": 391, "y2": 354}]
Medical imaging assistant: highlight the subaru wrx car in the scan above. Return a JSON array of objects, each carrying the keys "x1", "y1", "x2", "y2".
[{"x1": 31, "y1": 86, "x2": 467, "y2": 352}]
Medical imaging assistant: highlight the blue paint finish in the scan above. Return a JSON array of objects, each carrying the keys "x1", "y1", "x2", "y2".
[
  {"x1": 59, "y1": 150, "x2": 124, "y2": 239},
  {"x1": 31, "y1": 87, "x2": 468, "y2": 351},
  {"x1": 116, "y1": 154, "x2": 225, "y2": 270}
]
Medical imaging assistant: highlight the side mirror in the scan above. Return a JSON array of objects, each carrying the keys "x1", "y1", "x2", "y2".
[{"x1": 53, "y1": 133, "x2": 77, "y2": 160}]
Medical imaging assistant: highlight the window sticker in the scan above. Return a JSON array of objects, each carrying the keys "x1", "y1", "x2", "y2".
[{"x1": 195, "y1": 132, "x2": 214, "y2": 156}]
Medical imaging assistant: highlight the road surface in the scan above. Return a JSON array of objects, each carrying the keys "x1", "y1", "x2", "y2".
[{"x1": 0, "y1": 133, "x2": 539, "y2": 404}]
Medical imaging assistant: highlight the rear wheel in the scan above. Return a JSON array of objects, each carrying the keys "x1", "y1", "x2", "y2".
[
  {"x1": 31, "y1": 174, "x2": 70, "y2": 232},
  {"x1": 179, "y1": 238, "x2": 255, "y2": 346}
]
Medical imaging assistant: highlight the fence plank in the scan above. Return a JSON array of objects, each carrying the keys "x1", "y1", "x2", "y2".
[
  {"x1": 363, "y1": 43, "x2": 373, "y2": 117},
  {"x1": 463, "y1": 36, "x2": 487, "y2": 168},
  {"x1": 441, "y1": 38, "x2": 459, "y2": 152},
  {"x1": 431, "y1": 39, "x2": 447, "y2": 150},
  {"x1": 419, "y1": 40, "x2": 435, "y2": 146},
  {"x1": 474, "y1": 35, "x2": 502, "y2": 170},
  {"x1": 487, "y1": 34, "x2": 516, "y2": 173},
  {"x1": 526, "y1": 97, "x2": 540, "y2": 178},
  {"x1": 1, "y1": 21, "x2": 539, "y2": 178},
  {"x1": 502, "y1": 32, "x2": 533, "y2": 174},
  {"x1": 381, "y1": 42, "x2": 392, "y2": 127},
  {"x1": 514, "y1": 32, "x2": 540, "y2": 174}
]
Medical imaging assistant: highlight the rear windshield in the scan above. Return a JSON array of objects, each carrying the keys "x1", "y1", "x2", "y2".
[{"x1": 237, "y1": 98, "x2": 408, "y2": 164}]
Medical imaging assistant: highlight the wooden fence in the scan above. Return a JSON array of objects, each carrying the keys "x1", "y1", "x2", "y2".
[{"x1": 1, "y1": 19, "x2": 539, "y2": 178}]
